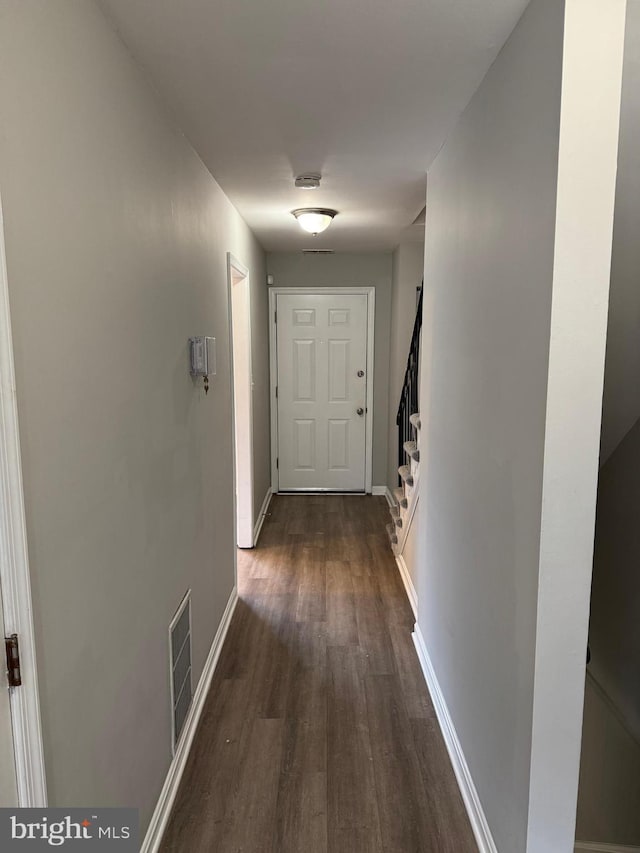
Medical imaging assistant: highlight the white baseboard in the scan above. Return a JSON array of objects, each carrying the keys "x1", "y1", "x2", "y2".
[
  {"x1": 372, "y1": 485, "x2": 393, "y2": 504},
  {"x1": 412, "y1": 625, "x2": 498, "y2": 853},
  {"x1": 141, "y1": 587, "x2": 238, "y2": 853},
  {"x1": 252, "y1": 487, "x2": 273, "y2": 546},
  {"x1": 395, "y1": 554, "x2": 417, "y2": 618},
  {"x1": 575, "y1": 844, "x2": 640, "y2": 852}
]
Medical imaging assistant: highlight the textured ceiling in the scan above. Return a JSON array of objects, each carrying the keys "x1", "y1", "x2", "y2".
[{"x1": 99, "y1": 0, "x2": 530, "y2": 251}]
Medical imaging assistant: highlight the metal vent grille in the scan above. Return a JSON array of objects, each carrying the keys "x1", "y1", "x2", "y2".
[
  {"x1": 169, "y1": 591, "x2": 192, "y2": 751},
  {"x1": 302, "y1": 249, "x2": 335, "y2": 255}
]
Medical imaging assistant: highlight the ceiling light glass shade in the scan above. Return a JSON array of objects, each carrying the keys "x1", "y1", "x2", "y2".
[{"x1": 292, "y1": 208, "x2": 337, "y2": 235}]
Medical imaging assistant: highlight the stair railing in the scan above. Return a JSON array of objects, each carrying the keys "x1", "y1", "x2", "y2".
[{"x1": 396, "y1": 285, "x2": 423, "y2": 483}]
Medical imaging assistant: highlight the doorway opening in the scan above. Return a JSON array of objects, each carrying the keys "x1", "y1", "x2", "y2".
[{"x1": 227, "y1": 254, "x2": 254, "y2": 548}]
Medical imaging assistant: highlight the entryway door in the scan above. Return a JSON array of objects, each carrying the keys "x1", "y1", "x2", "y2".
[
  {"x1": 0, "y1": 583, "x2": 18, "y2": 806},
  {"x1": 272, "y1": 290, "x2": 373, "y2": 491}
]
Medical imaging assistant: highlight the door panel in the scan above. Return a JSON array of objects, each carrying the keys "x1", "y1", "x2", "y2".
[
  {"x1": 293, "y1": 340, "x2": 316, "y2": 401},
  {"x1": 276, "y1": 292, "x2": 369, "y2": 490},
  {"x1": 328, "y1": 339, "x2": 350, "y2": 401},
  {"x1": 328, "y1": 419, "x2": 349, "y2": 469},
  {"x1": 294, "y1": 419, "x2": 316, "y2": 468}
]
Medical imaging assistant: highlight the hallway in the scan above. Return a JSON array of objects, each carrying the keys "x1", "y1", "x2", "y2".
[{"x1": 160, "y1": 494, "x2": 477, "y2": 852}]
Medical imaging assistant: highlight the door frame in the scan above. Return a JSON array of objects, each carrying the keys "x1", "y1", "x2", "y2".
[
  {"x1": 227, "y1": 253, "x2": 255, "y2": 548},
  {"x1": 0, "y1": 190, "x2": 47, "y2": 805},
  {"x1": 268, "y1": 286, "x2": 375, "y2": 494}
]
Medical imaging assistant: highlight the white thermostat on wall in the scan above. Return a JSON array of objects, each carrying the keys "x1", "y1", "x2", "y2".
[{"x1": 189, "y1": 336, "x2": 216, "y2": 393}]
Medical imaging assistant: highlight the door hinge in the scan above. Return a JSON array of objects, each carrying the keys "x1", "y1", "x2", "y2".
[
  {"x1": 276, "y1": 457, "x2": 279, "y2": 469},
  {"x1": 275, "y1": 385, "x2": 278, "y2": 398},
  {"x1": 274, "y1": 310, "x2": 277, "y2": 324},
  {"x1": 5, "y1": 634, "x2": 22, "y2": 688}
]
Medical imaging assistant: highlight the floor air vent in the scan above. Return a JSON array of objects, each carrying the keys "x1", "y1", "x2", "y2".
[{"x1": 169, "y1": 591, "x2": 192, "y2": 751}]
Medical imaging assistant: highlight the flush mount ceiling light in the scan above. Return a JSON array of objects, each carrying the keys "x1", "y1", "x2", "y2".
[
  {"x1": 294, "y1": 173, "x2": 321, "y2": 190},
  {"x1": 292, "y1": 208, "x2": 338, "y2": 236}
]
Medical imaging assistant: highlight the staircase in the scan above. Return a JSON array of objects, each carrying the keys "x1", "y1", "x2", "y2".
[
  {"x1": 385, "y1": 285, "x2": 423, "y2": 618},
  {"x1": 386, "y1": 283, "x2": 423, "y2": 560},
  {"x1": 387, "y1": 412, "x2": 421, "y2": 555}
]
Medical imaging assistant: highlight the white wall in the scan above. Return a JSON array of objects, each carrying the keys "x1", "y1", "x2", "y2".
[
  {"x1": 388, "y1": 241, "x2": 424, "y2": 489},
  {"x1": 599, "y1": 0, "x2": 640, "y2": 465},
  {"x1": 0, "y1": 0, "x2": 268, "y2": 833},
  {"x1": 527, "y1": 3, "x2": 625, "y2": 848},
  {"x1": 266, "y1": 252, "x2": 393, "y2": 488},
  {"x1": 417, "y1": 0, "x2": 625, "y2": 850},
  {"x1": 418, "y1": 4, "x2": 562, "y2": 846}
]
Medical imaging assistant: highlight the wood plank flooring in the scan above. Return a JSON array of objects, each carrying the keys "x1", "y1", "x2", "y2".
[{"x1": 160, "y1": 494, "x2": 477, "y2": 853}]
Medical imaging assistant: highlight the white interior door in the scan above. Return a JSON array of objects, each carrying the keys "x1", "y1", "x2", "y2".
[
  {"x1": 0, "y1": 584, "x2": 18, "y2": 806},
  {"x1": 0, "y1": 189, "x2": 46, "y2": 807},
  {"x1": 276, "y1": 292, "x2": 369, "y2": 491}
]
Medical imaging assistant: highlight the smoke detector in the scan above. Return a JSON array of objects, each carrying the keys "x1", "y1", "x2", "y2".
[{"x1": 295, "y1": 174, "x2": 321, "y2": 190}]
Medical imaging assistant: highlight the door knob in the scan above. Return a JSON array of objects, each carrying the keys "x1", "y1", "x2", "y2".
[
  {"x1": 357, "y1": 407, "x2": 364, "y2": 416},
  {"x1": 357, "y1": 370, "x2": 365, "y2": 377}
]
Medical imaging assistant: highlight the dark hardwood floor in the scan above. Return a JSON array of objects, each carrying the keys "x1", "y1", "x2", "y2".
[{"x1": 160, "y1": 494, "x2": 477, "y2": 853}]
